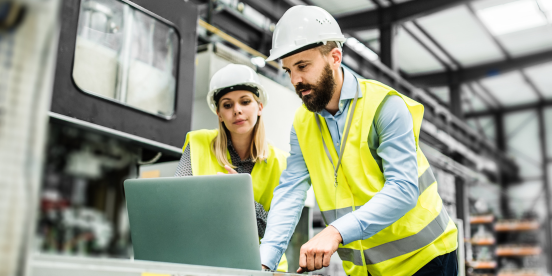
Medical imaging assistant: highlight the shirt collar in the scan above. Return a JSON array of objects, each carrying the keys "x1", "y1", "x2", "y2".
[
  {"x1": 340, "y1": 66, "x2": 363, "y2": 101},
  {"x1": 316, "y1": 66, "x2": 363, "y2": 116}
]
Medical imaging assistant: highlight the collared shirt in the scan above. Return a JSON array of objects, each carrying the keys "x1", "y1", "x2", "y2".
[{"x1": 259, "y1": 67, "x2": 419, "y2": 270}]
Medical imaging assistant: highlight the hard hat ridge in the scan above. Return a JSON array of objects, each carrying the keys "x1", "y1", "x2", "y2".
[{"x1": 266, "y1": 5, "x2": 346, "y2": 61}]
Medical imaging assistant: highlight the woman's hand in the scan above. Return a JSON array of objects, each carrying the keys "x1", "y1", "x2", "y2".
[{"x1": 217, "y1": 165, "x2": 238, "y2": 175}]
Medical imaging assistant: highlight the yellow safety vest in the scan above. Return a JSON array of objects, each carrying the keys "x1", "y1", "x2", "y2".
[
  {"x1": 182, "y1": 129, "x2": 289, "y2": 272},
  {"x1": 293, "y1": 80, "x2": 458, "y2": 276}
]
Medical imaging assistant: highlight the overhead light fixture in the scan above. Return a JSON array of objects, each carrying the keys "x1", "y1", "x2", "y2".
[
  {"x1": 345, "y1": 37, "x2": 379, "y2": 62},
  {"x1": 251, "y1": 56, "x2": 266, "y2": 68},
  {"x1": 477, "y1": 0, "x2": 548, "y2": 36}
]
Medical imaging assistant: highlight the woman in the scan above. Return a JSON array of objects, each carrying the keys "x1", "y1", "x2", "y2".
[{"x1": 174, "y1": 64, "x2": 288, "y2": 272}]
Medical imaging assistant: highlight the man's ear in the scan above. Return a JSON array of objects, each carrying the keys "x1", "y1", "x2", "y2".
[{"x1": 329, "y1": 47, "x2": 342, "y2": 67}]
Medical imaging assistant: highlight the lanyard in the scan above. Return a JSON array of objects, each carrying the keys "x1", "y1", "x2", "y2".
[{"x1": 314, "y1": 83, "x2": 360, "y2": 188}]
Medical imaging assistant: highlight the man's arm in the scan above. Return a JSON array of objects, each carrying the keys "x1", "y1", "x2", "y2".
[
  {"x1": 260, "y1": 125, "x2": 311, "y2": 270},
  {"x1": 330, "y1": 95, "x2": 419, "y2": 244}
]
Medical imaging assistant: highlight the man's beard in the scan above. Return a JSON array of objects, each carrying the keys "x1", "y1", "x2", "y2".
[{"x1": 295, "y1": 63, "x2": 336, "y2": 113}]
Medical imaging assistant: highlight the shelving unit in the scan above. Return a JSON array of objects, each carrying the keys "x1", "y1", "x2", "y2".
[
  {"x1": 472, "y1": 238, "x2": 496, "y2": 246},
  {"x1": 472, "y1": 215, "x2": 495, "y2": 224},
  {"x1": 469, "y1": 215, "x2": 497, "y2": 276},
  {"x1": 495, "y1": 221, "x2": 540, "y2": 232},
  {"x1": 495, "y1": 219, "x2": 544, "y2": 275},
  {"x1": 497, "y1": 271, "x2": 543, "y2": 276},
  {"x1": 496, "y1": 246, "x2": 542, "y2": 257},
  {"x1": 469, "y1": 261, "x2": 498, "y2": 269}
]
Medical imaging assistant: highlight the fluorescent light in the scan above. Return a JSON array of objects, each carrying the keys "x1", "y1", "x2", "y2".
[
  {"x1": 477, "y1": 0, "x2": 548, "y2": 35},
  {"x1": 345, "y1": 37, "x2": 379, "y2": 61}
]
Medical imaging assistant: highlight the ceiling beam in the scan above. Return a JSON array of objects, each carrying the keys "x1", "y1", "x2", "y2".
[
  {"x1": 468, "y1": 82, "x2": 501, "y2": 110},
  {"x1": 412, "y1": 20, "x2": 461, "y2": 69},
  {"x1": 406, "y1": 49, "x2": 552, "y2": 86},
  {"x1": 335, "y1": 0, "x2": 466, "y2": 31},
  {"x1": 238, "y1": 0, "x2": 290, "y2": 21},
  {"x1": 402, "y1": 24, "x2": 451, "y2": 70},
  {"x1": 465, "y1": 100, "x2": 552, "y2": 118},
  {"x1": 210, "y1": 7, "x2": 265, "y2": 50}
]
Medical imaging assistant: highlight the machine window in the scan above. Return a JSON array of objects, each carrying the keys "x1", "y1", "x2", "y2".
[{"x1": 73, "y1": 0, "x2": 179, "y2": 119}]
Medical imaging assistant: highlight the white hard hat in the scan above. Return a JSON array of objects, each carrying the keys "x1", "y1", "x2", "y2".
[
  {"x1": 207, "y1": 64, "x2": 268, "y2": 114},
  {"x1": 266, "y1": 5, "x2": 346, "y2": 61}
]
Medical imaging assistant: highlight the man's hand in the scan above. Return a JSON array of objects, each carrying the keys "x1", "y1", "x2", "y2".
[
  {"x1": 217, "y1": 165, "x2": 238, "y2": 175},
  {"x1": 297, "y1": 225, "x2": 342, "y2": 273}
]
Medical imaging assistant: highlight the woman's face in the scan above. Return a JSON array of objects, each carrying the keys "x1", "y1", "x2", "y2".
[{"x1": 217, "y1": 90, "x2": 263, "y2": 135}]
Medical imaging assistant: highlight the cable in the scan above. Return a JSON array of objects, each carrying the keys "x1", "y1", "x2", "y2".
[{"x1": 137, "y1": 152, "x2": 162, "y2": 165}]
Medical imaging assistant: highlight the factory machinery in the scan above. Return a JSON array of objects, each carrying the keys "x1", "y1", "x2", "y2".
[{"x1": 1, "y1": 0, "x2": 520, "y2": 275}]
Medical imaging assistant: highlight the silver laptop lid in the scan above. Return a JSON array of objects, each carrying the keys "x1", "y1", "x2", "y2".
[{"x1": 124, "y1": 174, "x2": 261, "y2": 270}]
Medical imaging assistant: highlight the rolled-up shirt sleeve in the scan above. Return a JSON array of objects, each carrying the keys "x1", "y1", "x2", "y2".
[
  {"x1": 260, "y1": 125, "x2": 311, "y2": 270},
  {"x1": 330, "y1": 95, "x2": 419, "y2": 245}
]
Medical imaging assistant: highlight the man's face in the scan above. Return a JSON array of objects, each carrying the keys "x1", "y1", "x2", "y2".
[{"x1": 282, "y1": 48, "x2": 337, "y2": 113}]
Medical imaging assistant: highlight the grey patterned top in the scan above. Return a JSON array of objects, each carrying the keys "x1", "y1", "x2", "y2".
[{"x1": 174, "y1": 139, "x2": 269, "y2": 238}]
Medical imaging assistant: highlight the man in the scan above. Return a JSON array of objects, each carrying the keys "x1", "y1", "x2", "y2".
[{"x1": 259, "y1": 5, "x2": 458, "y2": 276}]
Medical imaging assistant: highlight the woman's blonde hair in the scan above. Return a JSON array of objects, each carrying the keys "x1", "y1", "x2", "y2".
[{"x1": 211, "y1": 94, "x2": 268, "y2": 168}]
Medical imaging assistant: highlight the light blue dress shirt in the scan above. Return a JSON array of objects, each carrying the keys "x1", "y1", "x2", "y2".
[{"x1": 260, "y1": 67, "x2": 420, "y2": 270}]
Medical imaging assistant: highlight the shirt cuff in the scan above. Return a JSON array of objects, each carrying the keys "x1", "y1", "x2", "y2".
[
  {"x1": 330, "y1": 213, "x2": 363, "y2": 245},
  {"x1": 260, "y1": 244, "x2": 283, "y2": 271}
]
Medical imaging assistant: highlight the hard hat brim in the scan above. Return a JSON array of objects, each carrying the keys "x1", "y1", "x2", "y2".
[
  {"x1": 266, "y1": 38, "x2": 346, "y2": 61},
  {"x1": 207, "y1": 82, "x2": 268, "y2": 114}
]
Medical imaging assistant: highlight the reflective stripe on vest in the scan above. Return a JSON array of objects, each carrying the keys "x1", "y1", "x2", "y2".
[
  {"x1": 337, "y1": 248, "x2": 364, "y2": 266},
  {"x1": 335, "y1": 206, "x2": 449, "y2": 265},
  {"x1": 364, "y1": 206, "x2": 449, "y2": 264},
  {"x1": 321, "y1": 168, "x2": 437, "y2": 225}
]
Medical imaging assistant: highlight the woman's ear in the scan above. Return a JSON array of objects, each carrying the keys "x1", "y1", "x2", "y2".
[
  {"x1": 257, "y1": 102, "x2": 264, "y2": 116},
  {"x1": 216, "y1": 111, "x2": 222, "y2": 122}
]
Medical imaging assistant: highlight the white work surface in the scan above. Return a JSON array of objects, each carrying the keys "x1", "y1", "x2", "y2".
[{"x1": 28, "y1": 253, "x2": 305, "y2": 276}]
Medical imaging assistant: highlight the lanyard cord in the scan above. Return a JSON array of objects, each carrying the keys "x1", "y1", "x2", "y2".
[
  {"x1": 314, "y1": 84, "x2": 360, "y2": 187},
  {"x1": 315, "y1": 84, "x2": 359, "y2": 225}
]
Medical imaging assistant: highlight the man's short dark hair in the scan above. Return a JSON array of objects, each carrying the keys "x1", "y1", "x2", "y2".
[{"x1": 318, "y1": 41, "x2": 339, "y2": 56}]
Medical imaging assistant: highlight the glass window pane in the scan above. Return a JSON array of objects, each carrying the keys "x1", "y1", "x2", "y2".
[
  {"x1": 395, "y1": 26, "x2": 445, "y2": 74},
  {"x1": 505, "y1": 110, "x2": 542, "y2": 178},
  {"x1": 73, "y1": 0, "x2": 178, "y2": 119}
]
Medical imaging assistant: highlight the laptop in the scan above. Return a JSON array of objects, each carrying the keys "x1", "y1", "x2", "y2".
[{"x1": 124, "y1": 174, "x2": 261, "y2": 270}]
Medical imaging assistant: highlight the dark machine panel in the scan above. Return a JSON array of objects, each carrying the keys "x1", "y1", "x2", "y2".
[{"x1": 51, "y1": 0, "x2": 198, "y2": 148}]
